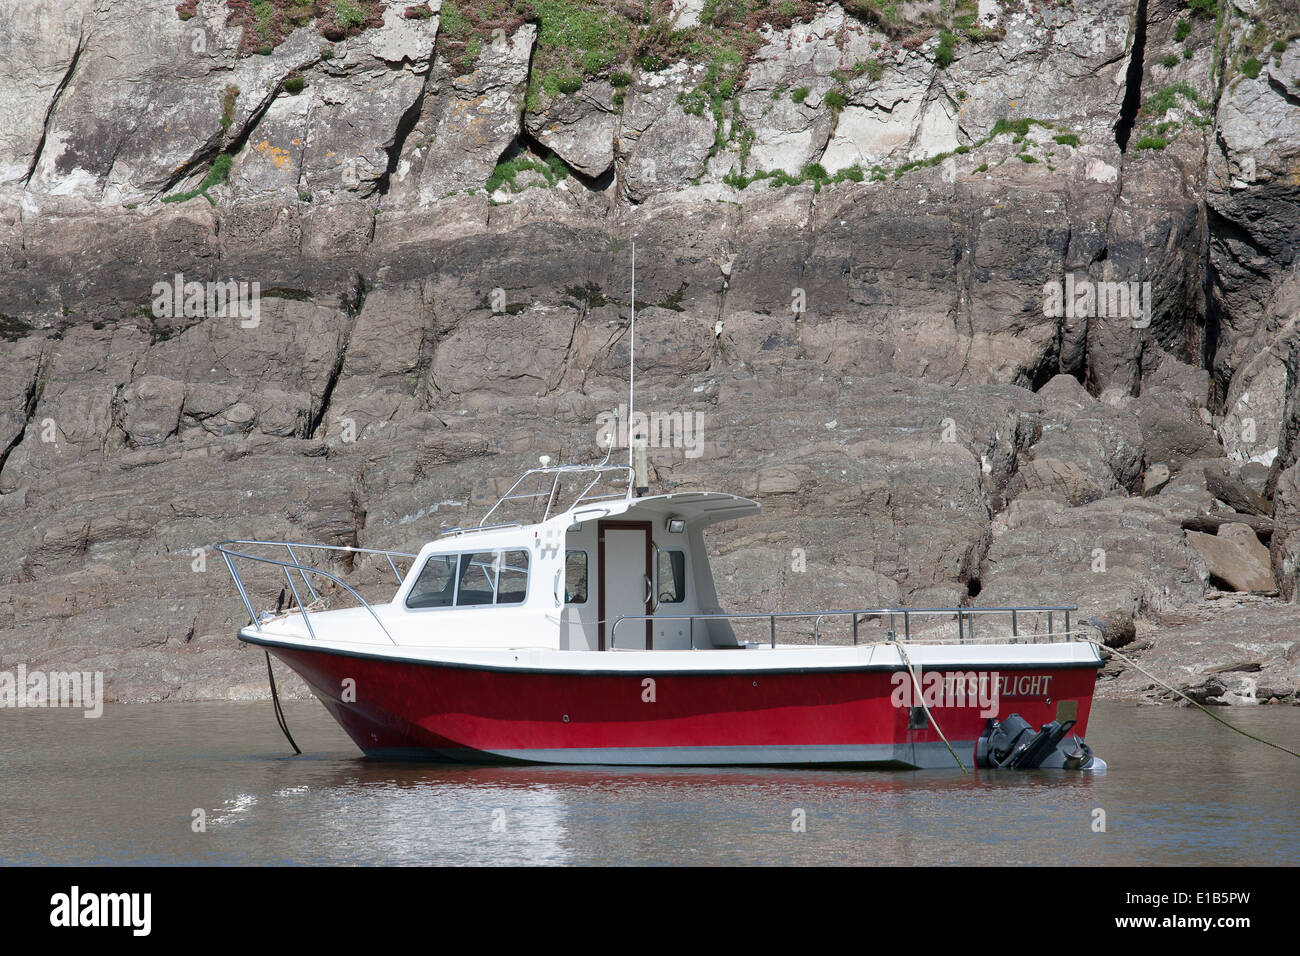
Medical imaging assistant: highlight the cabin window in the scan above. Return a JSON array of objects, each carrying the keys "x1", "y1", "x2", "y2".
[
  {"x1": 657, "y1": 549, "x2": 686, "y2": 604},
  {"x1": 406, "y1": 554, "x2": 458, "y2": 609},
  {"x1": 565, "y1": 550, "x2": 588, "y2": 604},
  {"x1": 456, "y1": 551, "x2": 500, "y2": 607},
  {"x1": 496, "y1": 550, "x2": 530, "y2": 605},
  {"x1": 406, "y1": 549, "x2": 531, "y2": 609}
]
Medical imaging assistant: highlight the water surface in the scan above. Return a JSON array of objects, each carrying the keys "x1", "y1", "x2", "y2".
[{"x1": 1, "y1": 700, "x2": 1296, "y2": 865}]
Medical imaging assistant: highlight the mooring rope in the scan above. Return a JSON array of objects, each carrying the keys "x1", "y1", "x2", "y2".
[
  {"x1": 264, "y1": 651, "x2": 302, "y2": 756},
  {"x1": 895, "y1": 640, "x2": 969, "y2": 773},
  {"x1": 1076, "y1": 630, "x2": 1300, "y2": 761}
]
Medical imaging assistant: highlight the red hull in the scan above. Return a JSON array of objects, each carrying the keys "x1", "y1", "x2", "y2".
[{"x1": 263, "y1": 642, "x2": 1101, "y2": 768}]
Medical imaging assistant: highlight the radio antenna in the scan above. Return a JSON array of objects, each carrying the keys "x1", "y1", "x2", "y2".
[{"x1": 629, "y1": 239, "x2": 635, "y2": 470}]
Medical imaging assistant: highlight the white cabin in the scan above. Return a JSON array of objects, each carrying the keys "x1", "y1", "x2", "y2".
[
  {"x1": 396, "y1": 489, "x2": 759, "y2": 652},
  {"x1": 225, "y1": 462, "x2": 761, "y2": 652}
]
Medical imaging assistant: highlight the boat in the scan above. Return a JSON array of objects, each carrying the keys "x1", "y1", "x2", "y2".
[
  {"x1": 217, "y1": 452, "x2": 1106, "y2": 770},
  {"x1": 218, "y1": 246, "x2": 1104, "y2": 771}
]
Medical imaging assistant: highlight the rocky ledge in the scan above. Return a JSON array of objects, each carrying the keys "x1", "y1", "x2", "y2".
[{"x1": 0, "y1": 0, "x2": 1298, "y2": 706}]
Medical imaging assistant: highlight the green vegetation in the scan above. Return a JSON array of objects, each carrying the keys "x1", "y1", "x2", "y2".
[
  {"x1": 675, "y1": 46, "x2": 747, "y2": 162},
  {"x1": 1053, "y1": 132, "x2": 1079, "y2": 146},
  {"x1": 839, "y1": 0, "x2": 905, "y2": 36},
  {"x1": 1188, "y1": 0, "x2": 1220, "y2": 20},
  {"x1": 251, "y1": 0, "x2": 276, "y2": 39},
  {"x1": 1017, "y1": 153, "x2": 1037, "y2": 163},
  {"x1": 1127, "y1": 81, "x2": 1210, "y2": 151},
  {"x1": 334, "y1": 0, "x2": 367, "y2": 29},
  {"x1": 1134, "y1": 135, "x2": 1169, "y2": 150},
  {"x1": 1174, "y1": 19, "x2": 1191, "y2": 42},
  {"x1": 562, "y1": 282, "x2": 608, "y2": 309},
  {"x1": 723, "y1": 162, "x2": 864, "y2": 192},
  {"x1": 1162, "y1": 53, "x2": 1180, "y2": 68},
  {"x1": 529, "y1": 0, "x2": 634, "y2": 89},
  {"x1": 823, "y1": 89, "x2": 847, "y2": 111},
  {"x1": 162, "y1": 154, "x2": 234, "y2": 206},
  {"x1": 283, "y1": 75, "x2": 305, "y2": 94},
  {"x1": 193, "y1": 1, "x2": 376, "y2": 56},
  {"x1": 0, "y1": 312, "x2": 30, "y2": 342},
  {"x1": 656, "y1": 283, "x2": 688, "y2": 312},
  {"x1": 1242, "y1": 57, "x2": 1263, "y2": 78},
  {"x1": 1272, "y1": 38, "x2": 1288, "y2": 53},
  {"x1": 791, "y1": 86, "x2": 809, "y2": 104},
  {"x1": 219, "y1": 84, "x2": 239, "y2": 131},
  {"x1": 1140, "y1": 81, "x2": 1205, "y2": 117},
  {"x1": 935, "y1": 29, "x2": 956, "y2": 68},
  {"x1": 989, "y1": 117, "x2": 1055, "y2": 142},
  {"x1": 484, "y1": 153, "x2": 569, "y2": 194}
]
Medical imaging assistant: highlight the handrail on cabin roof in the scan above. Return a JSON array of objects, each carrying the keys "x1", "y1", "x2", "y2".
[{"x1": 476, "y1": 461, "x2": 635, "y2": 529}]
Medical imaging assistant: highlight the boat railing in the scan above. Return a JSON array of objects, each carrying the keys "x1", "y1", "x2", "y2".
[
  {"x1": 608, "y1": 605, "x2": 1080, "y2": 650},
  {"x1": 477, "y1": 461, "x2": 635, "y2": 528},
  {"x1": 214, "y1": 540, "x2": 418, "y2": 646}
]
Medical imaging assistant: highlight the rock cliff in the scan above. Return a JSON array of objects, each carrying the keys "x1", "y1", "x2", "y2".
[{"x1": 1, "y1": 0, "x2": 1298, "y2": 705}]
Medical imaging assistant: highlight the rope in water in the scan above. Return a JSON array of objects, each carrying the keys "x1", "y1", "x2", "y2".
[
  {"x1": 895, "y1": 640, "x2": 969, "y2": 773},
  {"x1": 264, "y1": 651, "x2": 302, "y2": 756},
  {"x1": 1076, "y1": 631, "x2": 1300, "y2": 761}
]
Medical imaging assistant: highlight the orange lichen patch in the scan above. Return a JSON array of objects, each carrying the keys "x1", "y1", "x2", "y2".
[{"x1": 253, "y1": 139, "x2": 294, "y2": 169}]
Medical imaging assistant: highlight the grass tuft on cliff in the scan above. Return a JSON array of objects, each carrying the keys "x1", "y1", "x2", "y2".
[
  {"x1": 484, "y1": 153, "x2": 569, "y2": 194},
  {"x1": 162, "y1": 154, "x2": 235, "y2": 206}
]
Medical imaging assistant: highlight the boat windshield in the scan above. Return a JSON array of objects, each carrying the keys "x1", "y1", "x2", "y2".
[{"x1": 406, "y1": 550, "x2": 530, "y2": 609}]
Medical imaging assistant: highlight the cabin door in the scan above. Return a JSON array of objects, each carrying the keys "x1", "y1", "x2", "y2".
[{"x1": 598, "y1": 520, "x2": 653, "y2": 651}]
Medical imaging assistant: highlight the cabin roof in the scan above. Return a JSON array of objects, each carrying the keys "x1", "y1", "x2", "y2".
[
  {"x1": 426, "y1": 491, "x2": 759, "y2": 553},
  {"x1": 574, "y1": 491, "x2": 760, "y2": 527}
]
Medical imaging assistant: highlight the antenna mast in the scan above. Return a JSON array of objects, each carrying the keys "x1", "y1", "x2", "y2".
[{"x1": 629, "y1": 239, "x2": 635, "y2": 470}]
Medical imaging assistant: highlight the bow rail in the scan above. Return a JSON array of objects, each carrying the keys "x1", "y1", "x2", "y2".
[{"x1": 214, "y1": 540, "x2": 418, "y2": 645}]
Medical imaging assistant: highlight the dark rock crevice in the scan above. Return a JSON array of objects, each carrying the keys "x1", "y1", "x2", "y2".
[
  {"x1": 1113, "y1": 0, "x2": 1148, "y2": 152},
  {"x1": 25, "y1": 30, "x2": 85, "y2": 187},
  {"x1": 1267, "y1": 72, "x2": 1300, "y2": 110},
  {"x1": 307, "y1": 274, "x2": 366, "y2": 439},
  {"x1": 378, "y1": 65, "x2": 434, "y2": 197},
  {"x1": 0, "y1": 348, "x2": 48, "y2": 480}
]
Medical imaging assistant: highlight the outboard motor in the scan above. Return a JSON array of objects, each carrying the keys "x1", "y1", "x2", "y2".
[{"x1": 976, "y1": 713, "x2": 1097, "y2": 769}]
